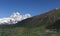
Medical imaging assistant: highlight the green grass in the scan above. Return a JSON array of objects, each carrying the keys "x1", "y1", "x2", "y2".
[
  {"x1": 0, "y1": 24, "x2": 59, "y2": 36},
  {"x1": 0, "y1": 26, "x2": 59, "y2": 36}
]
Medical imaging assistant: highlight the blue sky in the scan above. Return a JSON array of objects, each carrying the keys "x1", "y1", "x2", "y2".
[{"x1": 0, "y1": 0, "x2": 60, "y2": 17}]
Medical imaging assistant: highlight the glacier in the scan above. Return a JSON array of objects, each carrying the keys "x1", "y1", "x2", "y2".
[{"x1": 0, "y1": 12, "x2": 31, "y2": 24}]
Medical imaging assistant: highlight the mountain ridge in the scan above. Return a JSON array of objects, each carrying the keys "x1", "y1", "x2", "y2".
[{"x1": 15, "y1": 8, "x2": 60, "y2": 28}]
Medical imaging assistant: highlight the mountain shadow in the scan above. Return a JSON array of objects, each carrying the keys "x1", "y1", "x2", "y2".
[{"x1": 46, "y1": 19, "x2": 60, "y2": 30}]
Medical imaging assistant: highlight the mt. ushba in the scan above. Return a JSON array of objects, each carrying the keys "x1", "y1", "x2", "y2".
[{"x1": 0, "y1": 12, "x2": 31, "y2": 24}]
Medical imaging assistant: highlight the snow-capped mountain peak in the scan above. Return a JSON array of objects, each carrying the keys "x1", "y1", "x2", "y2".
[
  {"x1": 0, "y1": 12, "x2": 32, "y2": 24},
  {"x1": 10, "y1": 12, "x2": 21, "y2": 18}
]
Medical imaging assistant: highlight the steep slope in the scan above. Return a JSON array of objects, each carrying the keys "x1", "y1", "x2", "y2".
[{"x1": 16, "y1": 8, "x2": 60, "y2": 28}]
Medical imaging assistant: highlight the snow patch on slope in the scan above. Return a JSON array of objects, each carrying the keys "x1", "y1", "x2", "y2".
[{"x1": 0, "y1": 12, "x2": 31, "y2": 24}]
